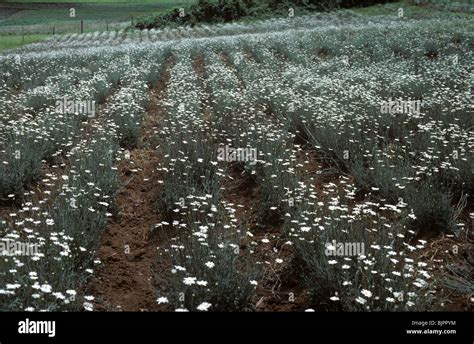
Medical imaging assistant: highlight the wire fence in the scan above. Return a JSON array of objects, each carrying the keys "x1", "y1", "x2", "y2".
[{"x1": 0, "y1": 19, "x2": 132, "y2": 37}]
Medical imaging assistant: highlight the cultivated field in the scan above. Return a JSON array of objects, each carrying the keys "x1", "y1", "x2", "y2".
[{"x1": 0, "y1": 7, "x2": 473, "y2": 312}]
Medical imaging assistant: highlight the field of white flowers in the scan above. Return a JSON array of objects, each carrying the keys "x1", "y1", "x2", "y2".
[{"x1": 0, "y1": 9, "x2": 472, "y2": 312}]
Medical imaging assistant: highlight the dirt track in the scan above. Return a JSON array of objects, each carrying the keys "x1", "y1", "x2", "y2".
[{"x1": 87, "y1": 57, "x2": 174, "y2": 311}]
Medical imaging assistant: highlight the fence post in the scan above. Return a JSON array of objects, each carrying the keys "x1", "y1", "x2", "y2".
[
  {"x1": 81, "y1": 20, "x2": 83, "y2": 34},
  {"x1": 106, "y1": 20, "x2": 109, "y2": 31},
  {"x1": 21, "y1": 26, "x2": 24, "y2": 42},
  {"x1": 52, "y1": 26, "x2": 55, "y2": 35}
]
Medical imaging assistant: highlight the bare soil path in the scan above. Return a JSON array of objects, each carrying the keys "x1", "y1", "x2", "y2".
[{"x1": 87, "y1": 56, "x2": 174, "y2": 311}]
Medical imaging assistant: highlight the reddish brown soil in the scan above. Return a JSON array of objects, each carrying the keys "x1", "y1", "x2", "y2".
[
  {"x1": 192, "y1": 54, "x2": 213, "y2": 122},
  {"x1": 0, "y1": 203, "x2": 17, "y2": 221},
  {"x1": 87, "y1": 57, "x2": 175, "y2": 312},
  {"x1": 87, "y1": 148, "x2": 164, "y2": 311},
  {"x1": 219, "y1": 51, "x2": 245, "y2": 90}
]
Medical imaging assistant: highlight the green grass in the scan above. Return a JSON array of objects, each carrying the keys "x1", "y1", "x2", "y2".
[
  {"x1": 0, "y1": 33, "x2": 48, "y2": 52},
  {"x1": 0, "y1": 3, "x2": 193, "y2": 26},
  {"x1": 0, "y1": 2, "x2": 196, "y2": 35}
]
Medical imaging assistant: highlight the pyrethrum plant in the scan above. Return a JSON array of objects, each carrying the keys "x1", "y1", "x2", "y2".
[
  {"x1": 289, "y1": 197, "x2": 435, "y2": 311},
  {"x1": 159, "y1": 200, "x2": 260, "y2": 312}
]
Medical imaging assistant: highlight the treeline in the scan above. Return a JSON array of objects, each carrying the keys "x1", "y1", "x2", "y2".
[{"x1": 136, "y1": 0, "x2": 397, "y2": 29}]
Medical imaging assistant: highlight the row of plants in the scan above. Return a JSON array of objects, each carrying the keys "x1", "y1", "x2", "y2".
[
  {"x1": 0, "y1": 121, "x2": 119, "y2": 311},
  {"x1": 0, "y1": 50, "x2": 170, "y2": 311},
  {"x1": 154, "y1": 50, "x2": 261, "y2": 311},
  {"x1": 0, "y1": 55, "x2": 125, "y2": 200},
  {"x1": 174, "y1": 26, "x2": 470, "y2": 309},
  {"x1": 223, "y1": 22, "x2": 473, "y2": 236}
]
